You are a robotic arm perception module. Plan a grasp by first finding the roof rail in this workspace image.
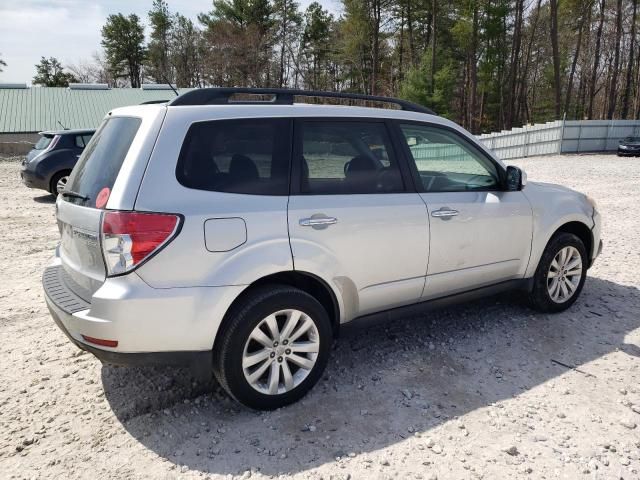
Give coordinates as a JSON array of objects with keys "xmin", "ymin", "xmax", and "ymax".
[{"xmin": 168, "ymin": 88, "xmax": 436, "ymax": 115}]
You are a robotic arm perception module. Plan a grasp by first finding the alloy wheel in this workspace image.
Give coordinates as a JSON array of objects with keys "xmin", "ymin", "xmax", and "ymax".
[
  {"xmin": 56, "ymin": 175, "xmax": 69, "ymax": 194},
  {"xmin": 547, "ymin": 246, "xmax": 583, "ymax": 303},
  {"xmin": 242, "ymin": 309, "xmax": 320, "ymax": 395}
]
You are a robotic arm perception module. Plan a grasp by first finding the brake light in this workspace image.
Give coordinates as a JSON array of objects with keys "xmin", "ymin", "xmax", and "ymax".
[{"xmin": 101, "ymin": 211, "xmax": 181, "ymax": 276}]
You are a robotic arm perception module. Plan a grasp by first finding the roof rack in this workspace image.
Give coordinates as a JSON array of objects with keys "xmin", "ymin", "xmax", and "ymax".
[{"xmin": 167, "ymin": 88, "xmax": 436, "ymax": 115}]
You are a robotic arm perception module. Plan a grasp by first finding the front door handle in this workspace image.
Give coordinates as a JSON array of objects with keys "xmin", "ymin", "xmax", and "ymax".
[
  {"xmin": 299, "ymin": 216, "xmax": 338, "ymax": 227},
  {"xmin": 431, "ymin": 208, "xmax": 459, "ymax": 218}
]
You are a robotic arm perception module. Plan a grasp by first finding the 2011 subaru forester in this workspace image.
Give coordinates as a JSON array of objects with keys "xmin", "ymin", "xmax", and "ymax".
[{"xmin": 43, "ymin": 88, "xmax": 602, "ymax": 409}]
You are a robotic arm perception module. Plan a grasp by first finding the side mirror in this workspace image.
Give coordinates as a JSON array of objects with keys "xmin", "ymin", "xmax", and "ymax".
[{"xmin": 506, "ymin": 165, "xmax": 527, "ymax": 191}]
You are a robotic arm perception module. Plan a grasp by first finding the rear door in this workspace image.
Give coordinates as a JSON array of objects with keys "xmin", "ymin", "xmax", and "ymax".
[
  {"xmin": 395, "ymin": 121, "xmax": 532, "ymax": 299},
  {"xmin": 56, "ymin": 116, "xmax": 144, "ymax": 300},
  {"xmin": 287, "ymin": 119, "xmax": 430, "ymax": 319}
]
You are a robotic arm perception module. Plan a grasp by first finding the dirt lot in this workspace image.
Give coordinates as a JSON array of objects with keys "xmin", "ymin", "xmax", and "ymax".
[{"xmin": 1, "ymin": 153, "xmax": 639, "ymax": 480}]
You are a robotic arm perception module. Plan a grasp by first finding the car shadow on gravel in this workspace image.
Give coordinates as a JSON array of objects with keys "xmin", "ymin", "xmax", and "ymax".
[
  {"xmin": 101, "ymin": 276, "xmax": 640, "ymax": 476},
  {"xmin": 32, "ymin": 194, "xmax": 56, "ymax": 204}
]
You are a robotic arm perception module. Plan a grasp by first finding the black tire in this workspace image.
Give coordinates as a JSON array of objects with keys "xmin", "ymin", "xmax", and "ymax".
[
  {"xmin": 213, "ymin": 284, "xmax": 332, "ymax": 410},
  {"xmin": 529, "ymin": 232, "xmax": 587, "ymax": 313},
  {"xmin": 49, "ymin": 171, "xmax": 71, "ymax": 195}
]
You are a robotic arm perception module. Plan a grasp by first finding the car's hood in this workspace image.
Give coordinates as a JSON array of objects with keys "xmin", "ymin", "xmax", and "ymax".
[{"xmin": 620, "ymin": 143, "xmax": 640, "ymax": 147}]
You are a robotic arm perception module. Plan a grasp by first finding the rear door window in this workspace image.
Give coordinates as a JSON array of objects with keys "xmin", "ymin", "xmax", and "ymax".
[
  {"xmin": 297, "ymin": 120, "xmax": 404, "ymax": 194},
  {"xmin": 65, "ymin": 117, "xmax": 142, "ymax": 206},
  {"xmin": 176, "ymin": 119, "xmax": 290, "ymax": 195}
]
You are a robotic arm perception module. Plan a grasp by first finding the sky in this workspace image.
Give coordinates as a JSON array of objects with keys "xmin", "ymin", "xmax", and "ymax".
[{"xmin": 0, "ymin": 0, "xmax": 339, "ymax": 84}]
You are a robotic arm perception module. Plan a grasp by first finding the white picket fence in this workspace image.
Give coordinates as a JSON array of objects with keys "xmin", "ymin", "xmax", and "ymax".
[{"xmin": 476, "ymin": 119, "xmax": 640, "ymax": 160}]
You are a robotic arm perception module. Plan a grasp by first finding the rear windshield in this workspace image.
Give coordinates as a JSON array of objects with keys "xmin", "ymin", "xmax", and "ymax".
[
  {"xmin": 34, "ymin": 135, "xmax": 54, "ymax": 150},
  {"xmin": 64, "ymin": 117, "xmax": 141, "ymax": 207}
]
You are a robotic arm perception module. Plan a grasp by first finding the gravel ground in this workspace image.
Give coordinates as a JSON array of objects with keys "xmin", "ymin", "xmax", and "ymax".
[{"xmin": 1, "ymin": 153, "xmax": 639, "ymax": 480}]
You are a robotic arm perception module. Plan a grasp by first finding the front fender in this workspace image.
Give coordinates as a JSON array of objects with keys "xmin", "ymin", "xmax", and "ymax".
[{"xmin": 523, "ymin": 182, "xmax": 594, "ymax": 278}]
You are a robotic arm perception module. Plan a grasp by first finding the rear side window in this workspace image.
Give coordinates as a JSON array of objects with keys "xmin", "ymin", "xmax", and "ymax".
[
  {"xmin": 65, "ymin": 117, "xmax": 141, "ymax": 206},
  {"xmin": 75, "ymin": 134, "xmax": 93, "ymax": 149},
  {"xmin": 298, "ymin": 121, "xmax": 403, "ymax": 194},
  {"xmin": 176, "ymin": 119, "xmax": 290, "ymax": 195}
]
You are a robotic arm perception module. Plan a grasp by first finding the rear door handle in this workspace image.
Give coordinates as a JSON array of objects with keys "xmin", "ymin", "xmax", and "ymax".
[
  {"xmin": 431, "ymin": 208, "xmax": 459, "ymax": 218},
  {"xmin": 299, "ymin": 216, "xmax": 338, "ymax": 227}
]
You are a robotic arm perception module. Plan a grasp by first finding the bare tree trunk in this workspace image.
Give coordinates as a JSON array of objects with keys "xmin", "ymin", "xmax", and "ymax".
[
  {"xmin": 278, "ymin": 0, "xmax": 288, "ymax": 87},
  {"xmin": 407, "ymin": 0, "xmax": 416, "ymax": 67},
  {"xmin": 622, "ymin": 0, "xmax": 638, "ymax": 119},
  {"xmin": 398, "ymin": 2, "xmax": 405, "ymax": 88},
  {"xmin": 430, "ymin": 0, "xmax": 437, "ymax": 97},
  {"xmin": 506, "ymin": 0, "xmax": 524, "ymax": 129},
  {"xmin": 470, "ymin": 3, "xmax": 479, "ymax": 133},
  {"xmin": 588, "ymin": 0, "xmax": 606, "ymax": 119},
  {"xmin": 516, "ymin": 0, "xmax": 542, "ymax": 125},
  {"xmin": 549, "ymin": 0, "xmax": 562, "ymax": 118},
  {"xmin": 564, "ymin": 5, "xmax": 588, "ymax": 117},
  {"xmin": 607, "ymin": 0, "xmax": 623, "ymax": 118}
]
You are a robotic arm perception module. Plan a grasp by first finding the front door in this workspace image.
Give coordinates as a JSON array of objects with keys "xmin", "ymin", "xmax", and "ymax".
[
  {"xmin": 395, "ymin": 122, "xmax": 533, "ymax": 299},
  {"xmin": 287, "ymin": 119, "xmax": 430, "ymax": 320}
]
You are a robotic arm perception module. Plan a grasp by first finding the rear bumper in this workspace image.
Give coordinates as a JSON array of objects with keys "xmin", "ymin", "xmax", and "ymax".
[
  {"xmin": 20, "ymin": 166, "xmax": 48, "ymax": 190},
  {"xmin": 45, "ymin": 296, "xmax": 211, "ymax": 367},
  {"xmin": 42, "ymin": 258, "xmax": 244, "ymax": 366},
  {"xmin": 618, "ymin": 149, "xmax": 640, "ymax": 156}
]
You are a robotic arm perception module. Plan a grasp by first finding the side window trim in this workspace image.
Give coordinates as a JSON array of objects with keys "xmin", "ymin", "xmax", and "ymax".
[
  {"xmin": 290, "ymin": 117, "xmax": 408, "ymax": 196},
  {"xmin": 391, "ymin": 120, "xmax": 506, "ymax": 193}
]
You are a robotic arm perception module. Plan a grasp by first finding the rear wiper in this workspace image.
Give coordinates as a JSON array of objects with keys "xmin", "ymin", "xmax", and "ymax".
[{"xmin": 60, "ymin": 190, "xmax": 90, "ymax": 201}]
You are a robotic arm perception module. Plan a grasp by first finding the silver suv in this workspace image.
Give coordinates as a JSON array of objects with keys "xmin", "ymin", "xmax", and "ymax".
[{"xmin": 43, "ymin": 88, "xmax": 602, "ymax": 409}]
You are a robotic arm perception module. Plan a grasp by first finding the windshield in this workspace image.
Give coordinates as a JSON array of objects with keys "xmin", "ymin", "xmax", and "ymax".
[
  {"xmin": 34, "ymin": 135, "xmax": 54, "ymax": 150},
  {"xmin": 624, "ymin": 137, "xmax": 640, "ymax": 143},
  {"xmin": 64, "ymin": 117, "xmax": 142, "ymax": 207}
]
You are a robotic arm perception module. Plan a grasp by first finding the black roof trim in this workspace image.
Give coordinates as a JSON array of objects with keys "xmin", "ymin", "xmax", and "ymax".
[{"xmin": 168, "ymin": 88, "xmax": 436, "ymax": 115}]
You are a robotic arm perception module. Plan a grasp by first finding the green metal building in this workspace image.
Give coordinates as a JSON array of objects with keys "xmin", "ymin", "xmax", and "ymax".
[{"xmin": 0, "ymin": 84, "xmax": 187, "ymax": 155}]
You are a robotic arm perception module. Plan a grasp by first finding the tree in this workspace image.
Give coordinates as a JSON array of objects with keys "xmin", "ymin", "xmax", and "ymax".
[
  {"xmin": 299, "ymin": 2, "xmax": 334, "ymax": 90},
  {"xmin": 171, "ymin": 14, "xmax": 203, "ymax": 87},
  {"xmin": 199, "ymin": 0, "xmax": 274, "ymax": 86},
  {"xmin": 148, "ymin": 0, "xmax": 174, "ymax": 83},
  {"xmin": 0, "ymin": 54, "xmax": 6, "ymax": 73},
  {"xmin": 273, "ymin": 0, "xmax": 302, "ymax": 87},
  {"xmin": 32, "ymin": 57, "xmax": 77, "ymax": 87},
  {"xmin": 101, "ymin": 14, "xmax": 147, "ymax": 87},
  {"xmin": 587, "ymin": 0, "xmax": 606, "ymax": 119},
  {"xmin": 622, "ymin": 0, "xmax": 638, "ymax": 118},
  {"xmin": 607, "ymin": 0, "xmax": 623, "ymax": 119},
  {"xmin": 549, "ymin": 0, "xmax": 562, "ymax": 118}
]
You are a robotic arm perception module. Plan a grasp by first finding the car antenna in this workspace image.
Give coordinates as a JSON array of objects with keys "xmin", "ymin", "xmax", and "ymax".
[
  {"xmin": 57, "ymin": 120, "xmax": 69, "ymax": 130},
  {"xmin": 163, "ymin": 77, "xmax": 179, "ymax": 97}
]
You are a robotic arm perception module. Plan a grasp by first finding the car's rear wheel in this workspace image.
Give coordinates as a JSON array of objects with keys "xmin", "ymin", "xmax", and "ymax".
[
  {"xmin": 529, "ymin": 232, "xmax": 587, "ymax": 312},
  {"xmin": 213, "ymin": 285, "xmax": 332, "ymax": 410},
  {"xmin": 50, "ymin": 171, "xmax": 71, "ymax": 195}
]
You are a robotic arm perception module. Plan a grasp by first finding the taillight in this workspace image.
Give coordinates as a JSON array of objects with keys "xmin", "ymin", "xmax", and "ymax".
[{"xmin": 101, "ymin": 211, "xmax": 181, "ymax": 276}]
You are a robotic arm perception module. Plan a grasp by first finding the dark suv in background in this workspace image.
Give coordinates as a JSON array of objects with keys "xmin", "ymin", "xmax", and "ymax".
[{"xmin": 21, "ymin": 129, "xmax": 95, "ymax": 194}]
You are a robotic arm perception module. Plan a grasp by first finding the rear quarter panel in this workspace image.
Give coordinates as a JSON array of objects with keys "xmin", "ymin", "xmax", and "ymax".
[{"xmin": 132, "ymin": 106, "xmax": 293, "ymax": 289}]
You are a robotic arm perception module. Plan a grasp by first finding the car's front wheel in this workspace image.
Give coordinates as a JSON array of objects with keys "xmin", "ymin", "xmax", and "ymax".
[
  {"xmin": 213, "ymin": 285, "xmax": 332, "ymax": 410},
  {"xmin": 529, "ymin": 232, "xmax": 587, "ymax": 312}
]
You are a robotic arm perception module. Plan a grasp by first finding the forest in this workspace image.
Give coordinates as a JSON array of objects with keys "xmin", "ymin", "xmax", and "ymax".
[{"xmin": 47, "ymin": 0, "xmax": 640, "ymax": 133}]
